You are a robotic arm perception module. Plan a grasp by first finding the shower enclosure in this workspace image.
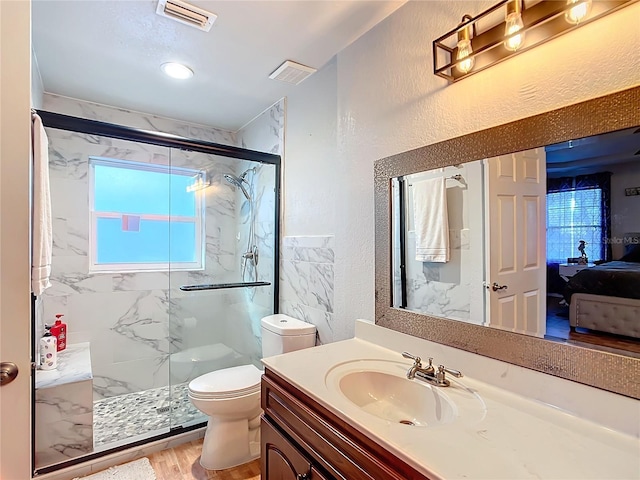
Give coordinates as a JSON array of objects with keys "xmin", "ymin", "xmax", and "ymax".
[{"xmin": 32, "ymin": 112, "xmax": 280, "ymax": 474}]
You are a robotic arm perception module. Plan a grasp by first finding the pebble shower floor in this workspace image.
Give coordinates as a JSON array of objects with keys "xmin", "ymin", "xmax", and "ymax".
[{"xmin": 93, "ymin": 383, "xmax": 204, "ymax": 447}]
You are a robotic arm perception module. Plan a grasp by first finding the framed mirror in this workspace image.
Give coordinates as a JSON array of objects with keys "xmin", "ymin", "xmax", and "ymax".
[{"xmin": 375, "ymin": 86, "xmax": 640, "ymax": 399}]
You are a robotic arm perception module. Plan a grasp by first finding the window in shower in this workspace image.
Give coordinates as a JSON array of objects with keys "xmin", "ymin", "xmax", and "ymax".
[{"xmin": 89, "ymin": 157, "xmax": 205, "ymax": 272}]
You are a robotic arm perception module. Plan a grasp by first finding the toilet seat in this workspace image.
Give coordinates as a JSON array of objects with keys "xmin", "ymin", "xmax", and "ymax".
[{"xmin": 188, "ymin": 364, "xmax": 262, "ymax": 400}]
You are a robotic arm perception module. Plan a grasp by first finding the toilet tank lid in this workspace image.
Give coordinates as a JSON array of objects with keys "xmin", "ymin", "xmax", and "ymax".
[{"xmin": 261, "ymin": 314, "xmax": 316, "ymax": 336}]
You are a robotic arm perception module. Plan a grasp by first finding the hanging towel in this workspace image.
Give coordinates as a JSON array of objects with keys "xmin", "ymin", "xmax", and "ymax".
[
  {"xmin": 412, "ymin": 177, "xmax": 450, "ymax": 263},
  {"xmin": 31, "ymin": 113, "xmax": 52, "ymax": 295}
]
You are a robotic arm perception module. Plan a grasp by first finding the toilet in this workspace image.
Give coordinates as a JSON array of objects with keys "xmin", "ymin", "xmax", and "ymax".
[{"xmin": 188, "ymin": 314, "xmax": 316, "ymax": 470}]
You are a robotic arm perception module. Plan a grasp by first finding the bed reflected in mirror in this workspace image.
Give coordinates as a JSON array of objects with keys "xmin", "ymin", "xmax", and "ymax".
[{"xmin": 391, "ymin": 125, "xmax": 640, "ymax": 357}]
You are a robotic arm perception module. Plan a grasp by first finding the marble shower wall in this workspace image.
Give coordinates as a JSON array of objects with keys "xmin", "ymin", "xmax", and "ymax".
[
  {"xmin": 280, "ymin": 236, "xmax": 335, "ymax": 344},
  {"xmin": 237, "ymin": 99, "xmax": 285, "ymax": 155},
  {"xmin": 38, "ymin": 94, "xmax": 259, "ymax": 399},
  {"xmin": 43, "ymin": 94, "xmax": 237, "ymax": 145},
  {"xmin": 233, "ymin": 99, "xmax": 284, "ymax": 355},
  {"xmin": 40, "ymin": 129, "xmax": 243, "ymax": 399},
  {"xmin": 403, "ymin": 162, "xmax": 485, "ymax": 325}
]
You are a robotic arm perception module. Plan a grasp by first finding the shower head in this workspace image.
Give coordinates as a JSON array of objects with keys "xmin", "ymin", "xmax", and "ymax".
[
  {"xmin": 239, "ymin": 167, "xmax": 256, "ymax": 181},
  {"xmin": 223, "ymin": 173, "xmax": 251, "ymax": 201}
]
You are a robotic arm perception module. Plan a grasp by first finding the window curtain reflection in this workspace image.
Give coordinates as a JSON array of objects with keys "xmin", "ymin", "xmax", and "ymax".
[{"xmin": 547, "ymin": 172, "xmax": 612, "ymax": 263}]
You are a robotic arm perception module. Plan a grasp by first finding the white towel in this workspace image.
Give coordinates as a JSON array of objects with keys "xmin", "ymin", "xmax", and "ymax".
[
  {"xmin": 31, "ymin": 114, "xmax": 52, "ymax": 295},
  {"xmin": 412, "ymin": 177, "xmax": 450, "ymax": 263}
]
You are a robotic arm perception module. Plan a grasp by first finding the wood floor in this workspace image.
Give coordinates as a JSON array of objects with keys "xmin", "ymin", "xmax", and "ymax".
[
  {"xmin": 545, "ymin": 296, "xmax": 640, "ymax": 356},
  {"xmin": 147, "ymin": 439, "xmax": 261, "ymax": 480}
]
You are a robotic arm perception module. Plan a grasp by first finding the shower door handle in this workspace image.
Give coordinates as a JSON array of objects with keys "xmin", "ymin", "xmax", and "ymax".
[{"xmin": 180, "ymin": 281, "xmax": 271, "ymax": 291}]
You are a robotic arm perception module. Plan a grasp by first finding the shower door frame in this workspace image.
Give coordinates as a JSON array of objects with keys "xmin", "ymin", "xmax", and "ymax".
[{"xmin": 33, "ymin": 110, "xmax": 281, "ymax": 476}]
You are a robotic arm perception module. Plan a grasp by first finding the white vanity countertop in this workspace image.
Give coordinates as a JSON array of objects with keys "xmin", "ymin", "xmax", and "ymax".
[
  {"xmin": 262, "ymin": 336, "xmax": 639, "ymax": 479},
  {"xmin": 35, "ymin": 342, "xmax": 92, "ymax": 389}
]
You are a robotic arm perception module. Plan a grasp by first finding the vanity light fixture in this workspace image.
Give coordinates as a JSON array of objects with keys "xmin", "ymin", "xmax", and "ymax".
[
  {"xmin": 161, "ymin": 62, "xmax": 194, "ymax": 80},
  {"xmin": 433, "ymin": 0, "xmax": 636, "ymax": 83}
]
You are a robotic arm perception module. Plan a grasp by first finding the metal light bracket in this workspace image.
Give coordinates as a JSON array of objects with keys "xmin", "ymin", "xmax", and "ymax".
[{"xmin": 433, "ymin": 0, "xmax": 637, "ymax": 83}]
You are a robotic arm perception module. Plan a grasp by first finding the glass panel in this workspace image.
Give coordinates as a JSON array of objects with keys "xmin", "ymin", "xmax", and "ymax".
[
  {"xmin": 35, "ymin": 131, "xmax": 172, "ymax": 471},
  {"xmin": 34, "ymin": 124, "xmax": 280, "ymax": 475},
  {"xmin": 167, "ymin": 149, "xmax": 278, "ymax": 432}
]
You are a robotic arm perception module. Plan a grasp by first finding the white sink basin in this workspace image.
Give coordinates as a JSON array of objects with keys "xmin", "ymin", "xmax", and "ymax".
[
  {"xmin": 338, "ymin": 370, "xmax": 455, "ymax": 426},
  {"xmin": 325, "ymin": 359, "xmax": 485, "ymax": 427}
]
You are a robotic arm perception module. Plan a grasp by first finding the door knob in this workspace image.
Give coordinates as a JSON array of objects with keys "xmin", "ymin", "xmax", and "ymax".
[
  {"xmin": 485, "ymin": 282, "xmax": 508, "ymax": 292},
  {"xmin": 0, "ymin": 362, "xmax": 18, "ymax": 386}
]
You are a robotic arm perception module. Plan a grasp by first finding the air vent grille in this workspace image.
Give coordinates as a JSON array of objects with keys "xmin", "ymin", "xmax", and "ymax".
[
  {"xmin": 269, "ymin": 61, "xmax": 317, "ymax": 85},
  {"xmin": 156, "ymin": 0, "xmax": 216, "ymax": 32}
]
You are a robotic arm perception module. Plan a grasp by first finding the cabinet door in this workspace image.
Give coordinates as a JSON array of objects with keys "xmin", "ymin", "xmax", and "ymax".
[{"xmin": 262, "ymin": 417, "xmax": 330, "ymax": 480}]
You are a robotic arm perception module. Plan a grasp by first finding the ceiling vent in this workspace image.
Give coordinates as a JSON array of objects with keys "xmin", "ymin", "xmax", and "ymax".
[
  {"xmin": 156, "ymin": 0, "xmax": 217, "ymax": 32},
  {"xmin": 269, "ymin": 61, "xmax": 317, "ymax": 85}
]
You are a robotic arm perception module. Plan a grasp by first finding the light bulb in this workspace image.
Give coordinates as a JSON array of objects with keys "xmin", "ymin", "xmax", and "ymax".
[
  {"xmin": 565, "ymin": 0, "xmax": 592, "ymax": 24},
  {"xmin": 455, "ymin": 20, "xmax": 475, "ymax": 74},
  {"xmin": 456, "ymin": 40, "xmax": 474, "ymax": 73},
  {"xmin": 504, "ymin": 1, "xmax": 525, "ymax": 51}
]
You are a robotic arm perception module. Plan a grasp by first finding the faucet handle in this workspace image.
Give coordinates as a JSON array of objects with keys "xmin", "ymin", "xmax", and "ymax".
[
  {"xmin": 440, "ymin": 365, "xmax": 463, "ymax": 378},
  {"xmin": 402, "ymin": 351, "xmax": 421, "ymax": 365}
]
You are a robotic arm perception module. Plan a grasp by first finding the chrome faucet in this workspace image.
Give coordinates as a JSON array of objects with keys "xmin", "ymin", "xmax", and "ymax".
[
  {"xmin": 402, "ymin": 352, "xmax": 463, "ymax": 387},
  {"xmin": 401, "ymin": 351, "xmax": 434, "ymax": 379}
]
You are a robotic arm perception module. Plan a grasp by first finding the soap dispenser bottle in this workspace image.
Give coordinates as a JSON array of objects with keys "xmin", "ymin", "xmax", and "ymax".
[
  {"xmin": 40, "ymin": 326, "xmax": 57, "ymax": 370},
  {"xmin": 50, "ymin": 314, "xmax": 67, "ymax": 352}
]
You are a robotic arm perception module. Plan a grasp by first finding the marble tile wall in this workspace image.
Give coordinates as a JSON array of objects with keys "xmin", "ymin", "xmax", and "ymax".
[
  {"xmin": 35, "ymin": 344, "xmax": 94, "ymax": 468},
  {"xmin": 280, "ymin": 236, "xmax": 335, "ymax": 344},
  {"xmin": 35, "ymin": 379, "xmax": 94, "ymax": 468},
  {"xmin": 402, "ymin": 162, "xmax": 485, "ymax": 325},
  {"xmin": 38, "ymin": 95, "xmax": 280, "ymax": 402},
  {"xmin": 233, "ymin": 100, "xmax": 284, "ymax": 358},
  {"xmin": 43, "ymin": 94, "xmax": 237, "ymax": 145},
  {"xmin": 237, "ymin": 98, "xmax": 285, "ymax": 155}
]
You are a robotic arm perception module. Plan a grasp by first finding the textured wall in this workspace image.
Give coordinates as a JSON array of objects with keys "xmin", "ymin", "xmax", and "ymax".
[
  {"xmin": 282, "ymin": 57, "xmax": 338, "ymax": 236},
  {"xmin": 284, "ymin": 1, "xmax": 640, "ymax": 341},
  {"xmin": 609, "ymin": 163, "xmax": 640, "ymax": 259}
]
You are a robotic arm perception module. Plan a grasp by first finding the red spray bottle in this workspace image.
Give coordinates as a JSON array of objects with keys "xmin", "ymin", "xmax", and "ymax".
[{"xmin": 50, "ymin": 314, "xmax": 67, "ymax": 352}]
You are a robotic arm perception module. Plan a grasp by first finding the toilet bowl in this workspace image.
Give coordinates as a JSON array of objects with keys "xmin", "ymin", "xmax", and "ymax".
[
  {"xmin": 188, "ymin": 314, "xmax": 316, "ymax": 470},
  {"xmin": 188, "ymin": 364, "xmax": 262, "ymax": 470},
  {"xmin": 170, "ymin": 343, "xmax": 242, "ymax": 383}
]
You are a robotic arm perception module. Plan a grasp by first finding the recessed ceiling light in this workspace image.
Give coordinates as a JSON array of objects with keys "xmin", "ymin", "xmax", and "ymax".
[{"xmin": 161, "ymin": 62, "xmax": 194, "ymax": 80}]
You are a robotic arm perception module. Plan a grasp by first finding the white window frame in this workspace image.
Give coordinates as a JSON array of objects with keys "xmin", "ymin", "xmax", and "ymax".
[{"xmin": 89, "ymin": 157, "xmax": 205, "ymax": 273}]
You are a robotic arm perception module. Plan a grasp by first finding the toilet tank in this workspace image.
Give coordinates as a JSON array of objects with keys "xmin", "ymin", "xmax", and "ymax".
[{"xmin": 261, "ymin": 314, "xmax": 316, "ymax": 357}]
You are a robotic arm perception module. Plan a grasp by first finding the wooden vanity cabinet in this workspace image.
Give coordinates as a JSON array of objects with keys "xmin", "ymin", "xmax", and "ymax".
[
  {"xmin": 262, "ymin": 417, "xmax": 330, "ymax": 480},
  {"xmin": 261, "ymin": 368, "xmax": 432, "ymax": 480}
]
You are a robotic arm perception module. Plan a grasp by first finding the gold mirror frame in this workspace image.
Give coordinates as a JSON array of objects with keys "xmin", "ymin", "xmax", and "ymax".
[{"xmin": 374, "ymin": 86, "xmax": 640, "ymax": 399}]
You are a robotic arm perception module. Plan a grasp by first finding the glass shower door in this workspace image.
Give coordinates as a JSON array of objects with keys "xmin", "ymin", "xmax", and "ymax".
[{"xmin": 167, "ymin": 148, "xmax": 278, "ymax": 430}]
